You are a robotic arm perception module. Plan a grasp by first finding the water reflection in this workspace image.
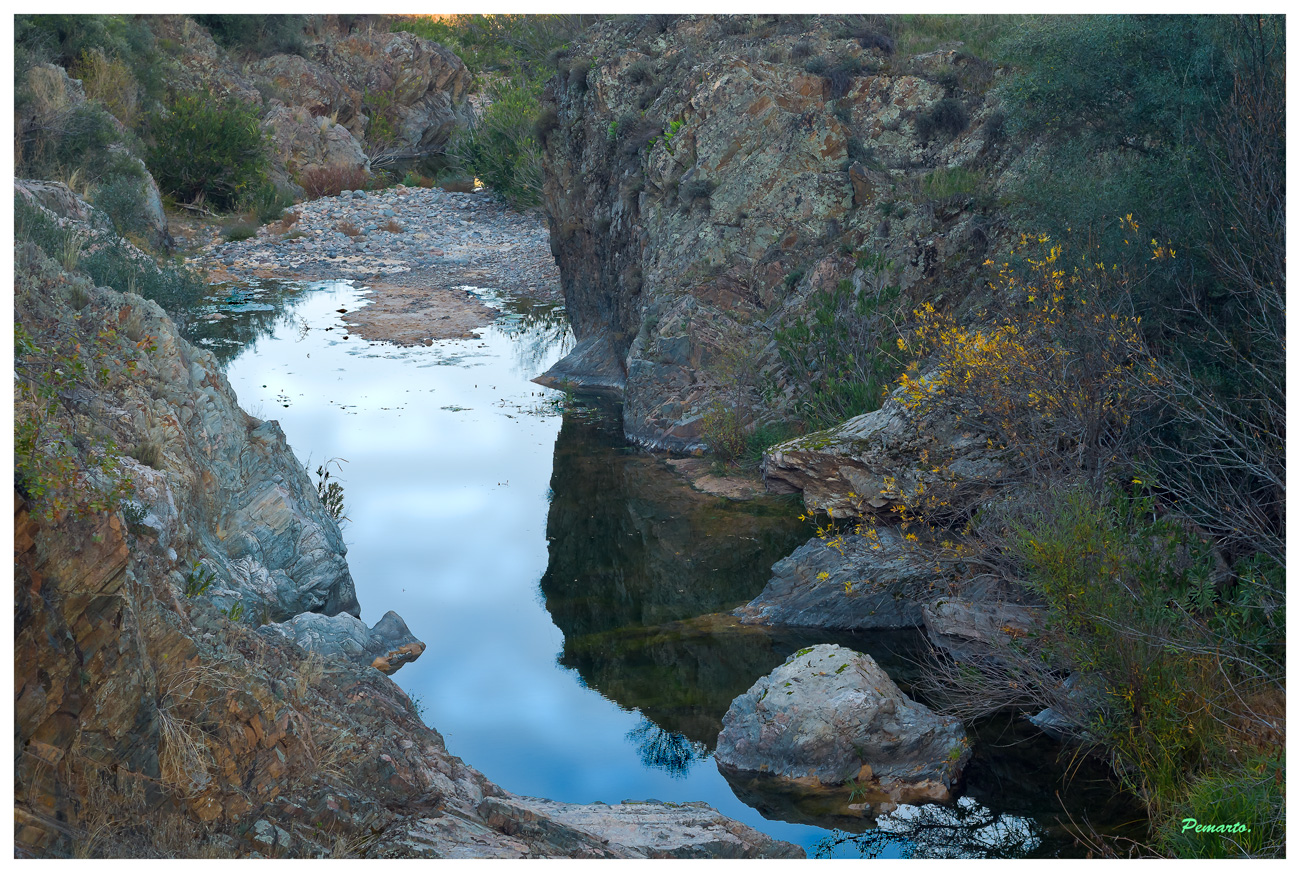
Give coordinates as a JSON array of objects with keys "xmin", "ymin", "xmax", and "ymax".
[
  {"xmin": 816, "ymin": 796, "xmax": 1042, "ymax": 859},
  {"xmin": 626, "ymin": 718, "xmax": 711, "ymax": 778},
  {"xmin": 182, "ymin": 278, "xmax": 317, "ymax": 365}
]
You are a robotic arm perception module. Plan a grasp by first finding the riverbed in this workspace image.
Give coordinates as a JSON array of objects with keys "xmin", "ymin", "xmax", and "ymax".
[{"xmin": 192, "ymin": 277, "xmax": 1140, "ymax": 858}]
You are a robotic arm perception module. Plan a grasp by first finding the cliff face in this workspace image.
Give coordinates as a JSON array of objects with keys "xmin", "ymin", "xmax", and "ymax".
[
  {"xmin": 540, "ymin": 15, "xmax": 1008, "ymax": 450},
  {"xmin": 12, "ymin": 188, "xmax": 800, "ymax": 859}
]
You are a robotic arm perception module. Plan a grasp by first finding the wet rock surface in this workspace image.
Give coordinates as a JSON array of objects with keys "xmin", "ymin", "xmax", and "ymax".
[{"xmin": 715, "ymin": 644, "xmax": 971, "ymax": 812}]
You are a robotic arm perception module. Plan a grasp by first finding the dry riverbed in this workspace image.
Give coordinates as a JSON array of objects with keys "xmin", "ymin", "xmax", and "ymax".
[{"xmin": 182, "ymin": 184, "xmax": 561, "ymax": 344}]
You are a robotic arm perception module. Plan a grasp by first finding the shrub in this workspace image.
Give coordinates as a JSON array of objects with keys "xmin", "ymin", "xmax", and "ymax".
[
  {"xmin": 194, "ymin": 14, "xmax": 308, "ymax": 56},
  {"xmin": 626, "ymin": 58, "xmax": 655, "ymax": 85},
  {"xmin": 791, "ymin": 40, "xmax": 813, "ymax": 61},
  {"xmin": 297, "ymin": 165, "xmax": 371, "ymax": 199},
  {"xmin": 915, "ymin": 97, "xmax": 969, "ymax": 140},
  {"xmin": 775, "ymin": 255, "xmax": 903, "ymax": 430},
  {"xmin": 145, "ymin": 93, "xmax": 271, "ymax": 211},
  {"xmin": 447, "ymin": 75, "xmax": 546, "ymax": 208},
  {"xmin": 701, "ymin": 402, "xmax": 748, "ymax": 462},
  {"xmin": 920, "ymin": 166, "xmax": 986, "ymax": 203},
  {"xmin": 223, "ymin": 222, "xmax": 258, "ymax": 242},
  {"xmin": 678, "ymin": 177, "xmax": 716, "ymax": 208},
  {"xmin": 336, "ymin": 219, "xmax": 361, "ymax": 237},
  {"xmin": 379, "ymin": 218, "xmax": 404, "ymax": 233},
  {"xmin": 70, "ymin": 47, "xmax": 139, "ymax": 129}
]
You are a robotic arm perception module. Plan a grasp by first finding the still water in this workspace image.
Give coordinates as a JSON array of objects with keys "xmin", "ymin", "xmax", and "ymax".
[{"xmin": 197, "ymin": 279, "xmax": 1139, "ymax": 858}]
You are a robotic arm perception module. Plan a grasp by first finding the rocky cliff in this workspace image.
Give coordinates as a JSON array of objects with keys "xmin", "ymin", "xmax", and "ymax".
[
  {"xmin": 539, "ymin": 15, "xmax": 1008, "ymax": 450},
  {"xmin": 12, "ymin": 189, "xmax": 800, "ymax": 859}
]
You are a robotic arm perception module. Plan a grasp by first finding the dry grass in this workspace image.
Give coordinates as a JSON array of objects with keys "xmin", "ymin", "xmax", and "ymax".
[
  {"xmin": 71, "ymin": 48, "xmax": 140, "ymax": 129},
  {"xmin": 336, "ymin": 219, "xmax": 361, "ymax": 237},
  {"xmin": 379, "ymin": 217, "xmax": 403, "ymax": 233},
  {"xmin": 298, "ymin": 165, "xmax": 371, "ymax": 198}
]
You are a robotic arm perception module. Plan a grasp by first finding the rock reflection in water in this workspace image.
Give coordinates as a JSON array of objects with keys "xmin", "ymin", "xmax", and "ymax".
[{"xmin": 539, "ymin": 399, "xmax": 927, "ymax": 746}]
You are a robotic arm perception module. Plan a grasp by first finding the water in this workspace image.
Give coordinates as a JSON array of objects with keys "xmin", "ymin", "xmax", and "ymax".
[{"xmin": 207, "ymin": 279, "xmax": 1142, "ymax": 858}]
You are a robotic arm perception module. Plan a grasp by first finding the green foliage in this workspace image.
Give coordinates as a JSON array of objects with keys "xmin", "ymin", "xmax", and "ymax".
[
  {"xmin": 183, "ymin": 561, "xmax": 216, "ymax": 598},
  {"xmin": 194, "ymin": 15, "xmax": 307, "ymax": 57},
  {"xmin": 220, "ymin": 601, "xmax": 246, "ymax": 623},
  {"xmin": 223, "ymin": 222, "xmax": 258, "ymax": 242},
  {"xmin": 920, "ymin": 166, "xmax": 987, "ymax": 203},
  {"xmin": 1154, "ymin": 754, "xmax": 1285, "ymax": 857},
  {"xmin": 775, "ymin": 254, "xmax": 903, "ymax": 430},
  {"xmin": 447, "ymin": 76, "xmax": 546, "ymax": 207},
  {"xmin": 16, "ymin": 194, "xmax": 207, "ymax": 315},
  {"xmin": 314, "ymin": 459, "xmax": 349, "ymax": 525},
  {"xmin": 701, "ymin": 402, "xmax": 747, "ymax": 462},
  {"xmin": 1008, "ymin": 485, "xmax": 1284, "ymax": 853},
  {"xmin": 145, "ymin": 92, "xmax": 271, "ymax": 211},
  {"xmin": 915, "ymin": 96, "xmax": 969, "ymax": 140}
]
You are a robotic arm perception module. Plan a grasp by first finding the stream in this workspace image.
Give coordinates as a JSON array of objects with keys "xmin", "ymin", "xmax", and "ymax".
[{"xmin": 190, "ymin": 277, "xmax": 1142, "ymax": 858}]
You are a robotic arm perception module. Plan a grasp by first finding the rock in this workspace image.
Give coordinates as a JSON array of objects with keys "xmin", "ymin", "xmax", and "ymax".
[
  {"xmin": 715, "ymin": 644, "xmax": 970, "ymax": 808},
  {"xmin": 261, "ymin": 100, "xmax": 369, "ymax": 194},
  {"xmin": 106, "ymin": 145, "xmax": 173, "ymax": 251},
  {"xmin": 248, "ymin": 819, "xmax": 292, "ymax": 855},
  {"xmin": 762, "ymin": 383, "xmax": 1006, "ymax": 520},
  {"xmin": 148, "ymin": 15, "xmax": 263, "ymax": 104},
  {"xmin": 471, "ymin": 796, "xmax": 805, "ymax": 859},
  {"xmin": 258, "ymin": 609, "xmax": 426, "ymax": 674},
  {"xmin": 735, "ymin": 530, "xmax": 943, "ymax": 630},
  {"xmin": 533, "ymin": 335, "xmax": 626, "ymax": 392},
  {"xmin": 250, "ymin": 53, "xmax": 354, "ymax": 121},
  {"xmin": 920, "ymin": 597, "xmax": 1044, "ymax": 662},
  {"xmin": 540, "ymin": 18, "xmax": 1005, "ymax": 450},
  {"xmin": 319, "ymin": 28, "xmax": 471, "ymax": 151}
]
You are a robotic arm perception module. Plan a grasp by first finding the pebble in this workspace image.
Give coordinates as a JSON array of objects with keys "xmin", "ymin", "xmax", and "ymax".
[{"xmin": 191, "ymin": 185, "xmax": 562, "ymax": 300}]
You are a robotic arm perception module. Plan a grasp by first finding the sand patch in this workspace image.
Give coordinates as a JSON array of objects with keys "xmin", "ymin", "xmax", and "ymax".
[{"xmin": 340, "ymin": 281, "xmax": 498, "ymax": 345}]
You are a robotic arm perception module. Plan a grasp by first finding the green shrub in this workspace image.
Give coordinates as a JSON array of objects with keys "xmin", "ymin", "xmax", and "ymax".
[
  {"xmin": 1007, "ymin": 486, "xmax": 1284, "ymax": 854},
  {"xmin": 775, "ymin": 256, "xmax": 903, "ymax": 429},
  {"xmin": 16, "ymin": 194, "xmax": 206, "ymax": 315},
  {"xmin": 194, "ymin": 14, "xmax": 307, "ymax": 57},
  {"xmin": 447, "ymin": 76, "xmax": 546, "ymax": 207},
  {"xmin": 915, "ymin": 97, "xmax": 969, "ymax": 140},
  {"xmin": 701, "ymin": 402, "xmax": 748, "ymax": 462},
  {"xmin": 223, "ymin": 222, "xmax": 258, "ymax": 242},
  {"xmin": 145, "ymin": 93, "xmax": 271, "ymax": 211},
  {"xmin": 920, "ymin": 166, "xmax": 986, "ymax": 202}
]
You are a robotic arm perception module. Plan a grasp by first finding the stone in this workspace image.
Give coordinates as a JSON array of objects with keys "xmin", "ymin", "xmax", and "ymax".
[
  {"xmin": 261, "ymin": 100, "xmax": 370, "ymax": 196},
  {"xmin": 258, "ymin": 609, "xmax": 426, "ymax": 674},
  {"xmin": 920, "ymin": 597, "xmax": 1044, "ymax": 662},
  {"xmin": 715, "ymin": 644, "xmax": 971, "ymax": 807},
  {"xmin": 762, "ymin": 383, "xmax": 1006, "ymax": 521},
  {"xmin": 735, "ymin": 529, "xmax": 943, "ymax": 630}
]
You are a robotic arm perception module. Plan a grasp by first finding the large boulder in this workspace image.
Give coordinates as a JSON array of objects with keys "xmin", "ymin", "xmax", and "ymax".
[
  {"xmin": 920, "ymin": 596, "xmax": 1044, "ymax": 662},
  {"xmin": 715, "ymin": 644, "xmax": 970, "ymax": 811},
  {"xmin": 735, "ymin": 529, "xmax": 944, "ymax": 630},
  {"xmin": 260, "ymin": 100, "xmax": 370, "ymax": 195},
  {"xmin": 316, "ymin": 28, "xmax": 471, "ymax": 151},
  {"xmin": 259, "ymin": 609, "xmax": 425, "ymax": 674}
]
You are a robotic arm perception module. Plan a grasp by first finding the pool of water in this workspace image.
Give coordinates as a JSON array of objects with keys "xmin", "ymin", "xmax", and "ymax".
[{"xmin": 210, "ymin": 279, "xmax": 1143, "ymax": 858}]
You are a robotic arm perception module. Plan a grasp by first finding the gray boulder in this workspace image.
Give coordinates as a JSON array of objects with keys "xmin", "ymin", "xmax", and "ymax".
[
  {"xmin": 735, "ymin": 529, "xmax": 943, "ymax": 630},
  {"xmin": 261, "ymin": 100, "xmax": 370, "ymax": 196},
  {"xmin": 921, "ymin": 597, "xmax": 1044, "ymax": 662},
  {"xmin": 260, "ymin": 609, "xmax": 425, "ymax": 674},
  {"xmin": 715, "ymin": 644, "xmax": 970, "ymax": 809}
]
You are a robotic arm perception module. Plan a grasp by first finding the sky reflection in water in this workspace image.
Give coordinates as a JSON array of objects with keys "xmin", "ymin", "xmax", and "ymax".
[{"xmin": 218, "ymin": 280, "xmax": 894, "ymax": 856}]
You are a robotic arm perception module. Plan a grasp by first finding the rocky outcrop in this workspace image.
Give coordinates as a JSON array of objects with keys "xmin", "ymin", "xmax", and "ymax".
[
  {"xmin": 762, "ymin": 382, "xmax": 1006, "ymax": 520},
  {"xmin": 16, "ymin": 182, "xmax": 357, "ymax": 621},
  {"xmin": 715, "ymin": 645, "xmax": 970, "ymax": 813},
  {"xmin": 921, "ymin": 597, "xmax": 1043, "ymax": 662},
  {"xmin": 260, "ymin": 100, "xmax": 370, "ymax": 196},
  {"xmin": 735, "ymin": 529, "xmax": 946, "ymax": 630},
  {"xmin": 258, "ymin": 610, "xmax": 424, "ymax": 675},
  {"xmin": 540, "ymin": 16, "xmax": 1007, "ymax": 450}
]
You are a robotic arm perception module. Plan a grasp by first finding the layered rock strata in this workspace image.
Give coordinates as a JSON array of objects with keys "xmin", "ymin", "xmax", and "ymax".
[{"xmin": 540, "ymin": 15, "xmax": 1008, "ymax": 449}]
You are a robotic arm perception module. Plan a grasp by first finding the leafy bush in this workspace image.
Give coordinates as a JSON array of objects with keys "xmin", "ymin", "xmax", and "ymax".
[
  {"xmin": 16, "ymin": 194, "xmax": 206, "ymax": 315},
  {"xmin": 701, "ymin": 402, "xmax": 747, "ymax": 462},
  {"xmin": 447, "ymin": 76, "xmax": 546, "ymax": 207},
  {"xmin": 915, "ymin": 97, "xmax": 969, "ymax": 140},
  {"xmin": 194, "ymin": 14, "xmax": 307, "ymax": 56},
  {"xmin": 776, "ymin": 255, "xmax": 903, "ymax": 430},
  {"xmin": 145, "ymin": 93, "xmax": 271, "ymax": 211},
  {"xmin": 920, "ymin": 166, "xmax": 986, "ymax": 202},
  {"xmin": 223, "ymin": 222, "xmax": 258, "ymax": 242}
]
